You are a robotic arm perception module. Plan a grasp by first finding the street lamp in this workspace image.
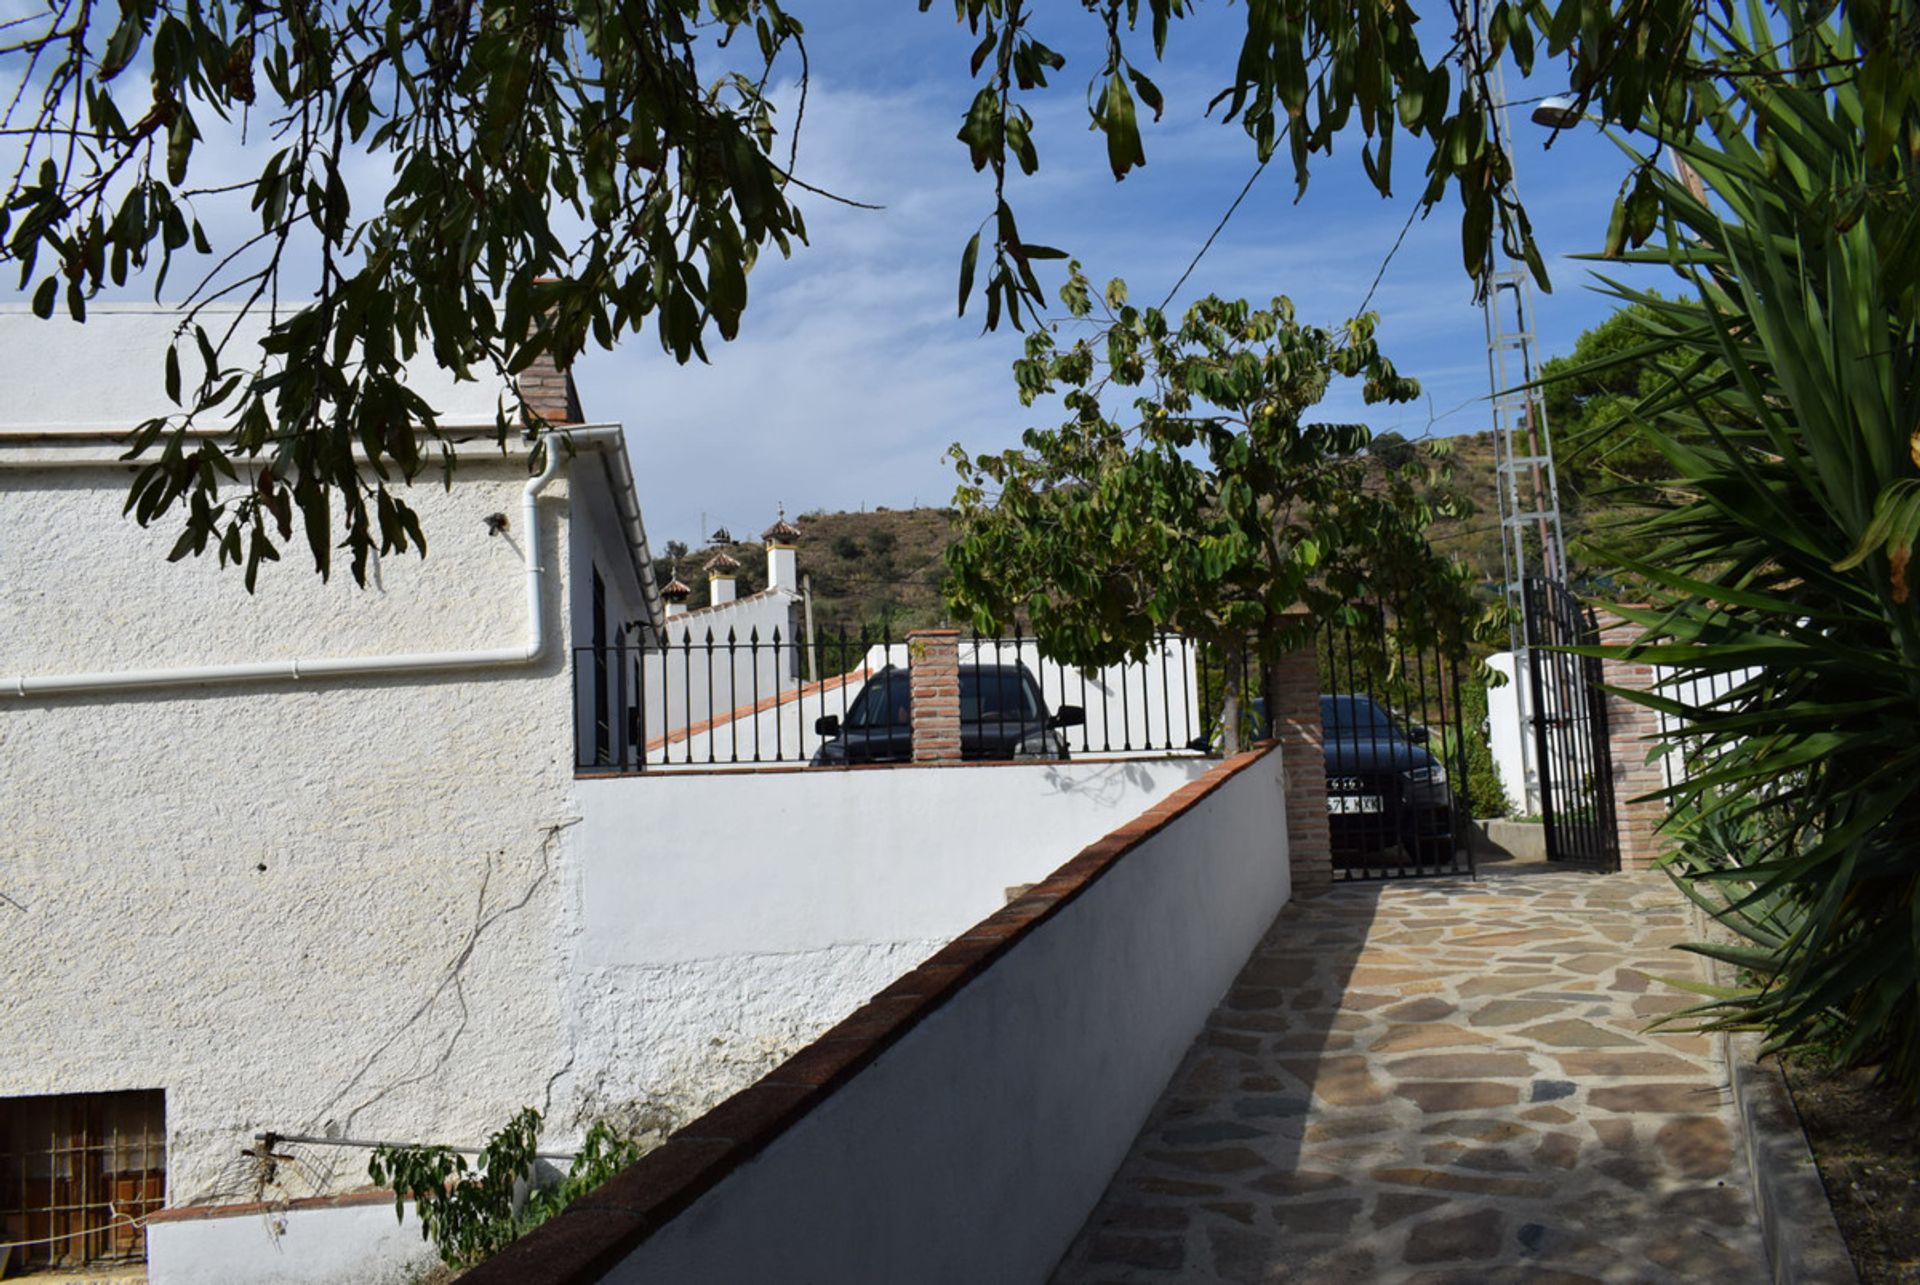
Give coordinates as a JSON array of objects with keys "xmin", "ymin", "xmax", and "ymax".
[
  {"xmin": 1530, "ymin": 95, "xmax": 1584, "ymax": 130},
  {"xmin": 1528, "ymin": 95, "xmax": 1708, "ymax": 211}
]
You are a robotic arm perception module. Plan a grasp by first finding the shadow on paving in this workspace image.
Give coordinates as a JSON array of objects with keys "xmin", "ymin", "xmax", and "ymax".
[{"xmin": 1049, "ymin": 870, "xmax": 1771, "ymax": 1284}]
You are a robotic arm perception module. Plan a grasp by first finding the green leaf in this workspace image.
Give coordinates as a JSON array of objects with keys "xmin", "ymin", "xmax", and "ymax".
[
  {"xmin": 1101, "ymin": 74, "xmax": 1146, "ymax": 181},
  {"xmin": 958, "ymin": 231, "xmax": 981, "ymax": 317},
  {"xmin": 1126, "ymin": 67, "xmax": 1165, "ymax": 122}
]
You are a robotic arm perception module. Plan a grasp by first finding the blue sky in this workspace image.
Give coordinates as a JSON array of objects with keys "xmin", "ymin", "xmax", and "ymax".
[{"xmin": 584, "ymin": 6, "xmax": 1645, "ymax": 548}]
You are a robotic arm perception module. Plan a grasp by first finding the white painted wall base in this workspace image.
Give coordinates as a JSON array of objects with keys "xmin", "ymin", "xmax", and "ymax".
[
  {"xmin": 147, "ymin": 1200, "xmax": 437, "ymax": 1285},
  {"xmin": 595, "ymin": 748, "xmax": 1292, "ymax": 1283}
]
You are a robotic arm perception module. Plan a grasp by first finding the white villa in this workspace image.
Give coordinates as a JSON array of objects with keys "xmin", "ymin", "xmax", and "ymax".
[{"xmin": 0, "ymin": 306, "xmax": 1238, "ymax": 1283}]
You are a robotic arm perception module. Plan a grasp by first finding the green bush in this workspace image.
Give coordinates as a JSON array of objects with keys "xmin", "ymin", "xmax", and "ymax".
[
  {"xmin": 1570, "ymin": 4, "xmax": 1920, "ymax": 1101},
  {"xmin": 369, "ymin": 1108, "xmax": 640, "ymax": 1269},
  {"xmin": 1452, "ymin": 678, "xmax": 1511, "ymax": 820}
]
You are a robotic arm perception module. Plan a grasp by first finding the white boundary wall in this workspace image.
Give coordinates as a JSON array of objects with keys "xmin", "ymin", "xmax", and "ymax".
[
  {"xmin": 1486, "ymin": 652, "xmax": 1534, "ymax": 814},
  {"xmin": 595, "ymin": 747, "xmax": 1290, "ymax": 1283},
  {"xmin": 149, "ymin": 1200, "xmax": 435, "ymax": 1285},
  {"xmin": 1488, "ymin": 651, "xmax": 1762, "ymax": 809},
  {"xmin": 564, "ymin": 757, "xmax": 1215, "ymax": 1129}
]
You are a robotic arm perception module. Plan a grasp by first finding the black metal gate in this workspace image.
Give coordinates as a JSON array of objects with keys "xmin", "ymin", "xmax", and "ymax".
[
  {"xmin": 1317, "ymin": 616, "xmax": 1477, "ymax": 882},
  {"xmin": 1522, "ymin": 578, "xmax": 1620, "ymax": 868}
]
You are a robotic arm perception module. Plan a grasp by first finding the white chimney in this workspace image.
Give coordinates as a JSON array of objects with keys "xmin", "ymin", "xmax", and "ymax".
[
  {"xmin": 704, "ymin": 551, "xmax": 740, "ymax": 606},
  {"xmin": 661, "ymin": 571, "xmax": 691, "ymax": 618},
  {"xmin": 762, "ymin": 509, "xmax": 802, "ymax": 594}
]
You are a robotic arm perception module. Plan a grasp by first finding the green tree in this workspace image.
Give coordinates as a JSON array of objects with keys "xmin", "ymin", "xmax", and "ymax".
[
  {"xmin": 0, "ymin": 0, "xmax": 1898, "ymax": 585},
  {"xmin": 1367, "ymin": 430, "xmax": 1419, "ymax": 472},
  {"xmin": 946, "ymin": 267, "xmax": 1484, "ymax": 752},
  {"xmin": 1565, "ymin": 3, "xmax": 1920, "ymax": 1100},
  {"xmin": 1540, "ymin": 300, "xmax": 1678, "ymax": 504},
  {"xmin": 1535, "ymin": 296, "xmax": 1718, "ymax": 577}
]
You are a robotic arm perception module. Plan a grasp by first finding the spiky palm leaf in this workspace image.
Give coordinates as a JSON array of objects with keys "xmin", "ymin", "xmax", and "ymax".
[{"xmin": 1564, "ymin": 1, "xmax": 1920, "ymax": 1099}]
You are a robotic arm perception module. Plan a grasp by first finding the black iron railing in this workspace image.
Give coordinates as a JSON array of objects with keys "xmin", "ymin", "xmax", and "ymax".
[
  {"xmin": 1522, "ymin": 578, "xmax": 1620, "ymax": 869},
  {"xmin": 1317, "ymin": 615, "xmax": 1476, "ymax": 882},
  {"xmin": 571, "ymin": 627, "xmax": 1208, "ymax": 772}
]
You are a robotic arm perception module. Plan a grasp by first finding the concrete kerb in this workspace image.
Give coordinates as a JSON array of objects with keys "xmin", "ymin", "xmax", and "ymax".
[
  {"xmin": 1723, "ymin": 1031, "xmax": 1856, "ymax": 1283},
  {"xmin": 1685, "ymin": 888, "xmax": 1856, "ymax": 1282}
]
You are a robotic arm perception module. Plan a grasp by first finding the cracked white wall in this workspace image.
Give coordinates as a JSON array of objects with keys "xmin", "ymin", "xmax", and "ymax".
[
  {"xmin": 0, "ymin": 455, "xmax": 581, "ymax": 1204},
  {"xmin": 564, "ymin": 760, "xmax": 1214, "ymax": 1138}
]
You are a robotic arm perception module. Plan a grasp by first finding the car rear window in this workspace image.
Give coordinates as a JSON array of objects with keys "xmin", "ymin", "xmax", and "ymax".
[
  {"xmin": 843, "ymin": 668, "xmax": 1042, "ymax": 727},
  {"xmin": 962, "ymin": 669, "xmax": 1040, "ymax": 721},
  {"xmin": 845, "ymin": 673, "xmax": 912, "ymax": 728}
]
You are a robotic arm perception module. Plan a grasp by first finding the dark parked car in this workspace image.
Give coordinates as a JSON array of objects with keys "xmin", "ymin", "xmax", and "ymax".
[
  {"xmin": 811, "ymin": 663, "xmax": 1084, "ymax": 765},
  {"xmin": 1321, "ymin": 694, "xmax": 1457, "ymax": 866}
]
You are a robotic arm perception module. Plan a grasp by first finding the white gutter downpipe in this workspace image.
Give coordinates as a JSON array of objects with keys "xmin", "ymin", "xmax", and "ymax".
[{"xmin": 5, "ymin": 425, "xmax": 620, "ymax": 698}]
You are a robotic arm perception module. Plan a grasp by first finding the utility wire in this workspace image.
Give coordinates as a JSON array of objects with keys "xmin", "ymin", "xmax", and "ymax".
[
  {"xmin": 1159, "ymin": 158, "xmax": 1269, "ymax": 311},
  {"xmin": 1354, "ymin": 199, "xmax": 1425, "ymax": 318}
]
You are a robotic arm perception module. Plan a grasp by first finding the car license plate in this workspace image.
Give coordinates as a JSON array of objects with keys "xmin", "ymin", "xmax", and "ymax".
[{"xmin": 1328, "ymin": 795, "xmax": 1384, "ymax": 814}]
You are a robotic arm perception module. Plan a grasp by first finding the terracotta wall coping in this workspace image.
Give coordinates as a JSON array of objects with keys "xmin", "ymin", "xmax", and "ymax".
[
  {"xmin": 146, "ymin": 1188, "xmax": 399, "ymax": 1224},
  {"xmin": 467, "ymin": 740, "xmax": 1283, "ymax": 1285},
  {"xmin": 579, "ymin": 751, "xmax": 1212, "ymax": 781}
]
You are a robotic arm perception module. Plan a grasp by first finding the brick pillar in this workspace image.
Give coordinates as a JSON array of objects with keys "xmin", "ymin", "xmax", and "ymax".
[
  {"xmin": 1268, "ymin": 628, "xmax": 1331, "ymax": 888},
  {"xmin": 1597, "ymin": 611, "xmax": 1670, "ymax": 872},
  {"xmin": 909, "ymin": 629, "xmax": 962, "ymax": 764}
]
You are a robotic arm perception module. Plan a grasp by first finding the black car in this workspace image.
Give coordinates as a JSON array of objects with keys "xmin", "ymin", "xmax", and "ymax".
[
  {"xmin": 1321, "ymin": 694, "xmax": 1457, "ymax": 866},
  {"xmin": 811, "ymin": 663, "xmax": 1084, "ymax": 765}
]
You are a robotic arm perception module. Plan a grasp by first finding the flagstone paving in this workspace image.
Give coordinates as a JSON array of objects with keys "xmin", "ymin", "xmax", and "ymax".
[{"xmin": 1050, "ymin": 869, "xmax": 1770, "ymax": 1284}]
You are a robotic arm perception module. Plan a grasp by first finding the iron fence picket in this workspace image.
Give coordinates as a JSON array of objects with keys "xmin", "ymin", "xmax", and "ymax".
[{"xmin": 572, "ymin": 629, "xmax": 1221, "ymax": 772}]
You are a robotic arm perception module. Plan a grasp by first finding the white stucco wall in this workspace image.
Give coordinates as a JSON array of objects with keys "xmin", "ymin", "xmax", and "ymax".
[
  {"xmin": 598, "ymin": 747, "xmax": 1292, "ymax": 1283},
  {"xmin": 1486, "ymin": 652, "xmax": 1533, "ymax": 814},
  {"xmin": 569, "ymin": 464, "xmax": 654, "ymax": 769},
  {"xmin": 566, "ymin": 757, "xmax": 1214, "ymax": 1131},
  {"xmin": 147, "ymin": 1200, "xmax": 437, "ymax": 1285},
  {"xmin": 0, "ymin": 456, "xmax": 580, "ymax": 1212},
  {"xmin": 0, "ymin": 306, "xmax": 512, "ymax": 435}
]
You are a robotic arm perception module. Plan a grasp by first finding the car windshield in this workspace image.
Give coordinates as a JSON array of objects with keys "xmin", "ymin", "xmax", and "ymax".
[
  {"xmin": 841, "ymin": 667, "xmax": 1042, "ymax": 729},
  {"xmin": 1320, "ymin": 695, "xmax": 1398, "ymax": 736}
]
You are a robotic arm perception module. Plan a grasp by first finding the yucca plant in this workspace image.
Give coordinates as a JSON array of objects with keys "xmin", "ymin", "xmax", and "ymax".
[{"xmin": 1563, "ymin": 0, "xmax": 1920, "ymax": 1100}]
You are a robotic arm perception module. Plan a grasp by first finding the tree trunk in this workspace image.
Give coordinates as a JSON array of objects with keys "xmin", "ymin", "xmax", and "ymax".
[
  {"xmin": 1261, "ymin": 652, "xmax": 1287, "ymax": 744},
  {"xmin": 1221, "ymin": 639, "xmax": 1245, "ymax": 755}
]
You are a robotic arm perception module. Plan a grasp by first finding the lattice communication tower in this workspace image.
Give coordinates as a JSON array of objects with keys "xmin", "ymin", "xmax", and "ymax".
[{"xmin": 1477, "ymin": 57, "xmax": 1571, "ymax": 813}]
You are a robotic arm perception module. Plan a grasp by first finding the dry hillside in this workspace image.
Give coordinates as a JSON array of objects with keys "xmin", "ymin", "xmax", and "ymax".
[{"xmin": 652, "ymin": 431, "xmax": 1616, "ymax": 639}]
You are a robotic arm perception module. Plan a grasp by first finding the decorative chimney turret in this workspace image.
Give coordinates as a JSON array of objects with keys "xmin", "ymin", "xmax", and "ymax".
[
  {"xmin": 763, "ymin": 507, "xmax": 802, "ymax": 594},
  {"xmin": 704, "ymin": 550, "xmax": 740, "ymax": 606},
  {"xmin": 661, "ymin": 570, "xmax": 692, "ymax": 618}
]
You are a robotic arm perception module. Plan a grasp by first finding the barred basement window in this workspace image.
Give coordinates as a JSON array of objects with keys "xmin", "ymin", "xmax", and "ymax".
[{"xmin": 0, "ymin": 1090, "xmax": 166, "ymax": 1273}]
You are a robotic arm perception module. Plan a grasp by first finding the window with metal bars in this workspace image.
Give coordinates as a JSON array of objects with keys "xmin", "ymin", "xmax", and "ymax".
[
  {"xmin": 591, "ymin": 566, "xmax": 611, "ymax": 766},
  {"xmin": 0, "ymin": 1090, "xmax": 166, "ymax": 1272}
]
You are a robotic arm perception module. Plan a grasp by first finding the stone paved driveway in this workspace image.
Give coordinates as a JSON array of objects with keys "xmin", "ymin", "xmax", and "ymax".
[{"xmin": 1051, "ymin": 869, "xmax": 1768, "ymax": 1283}]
